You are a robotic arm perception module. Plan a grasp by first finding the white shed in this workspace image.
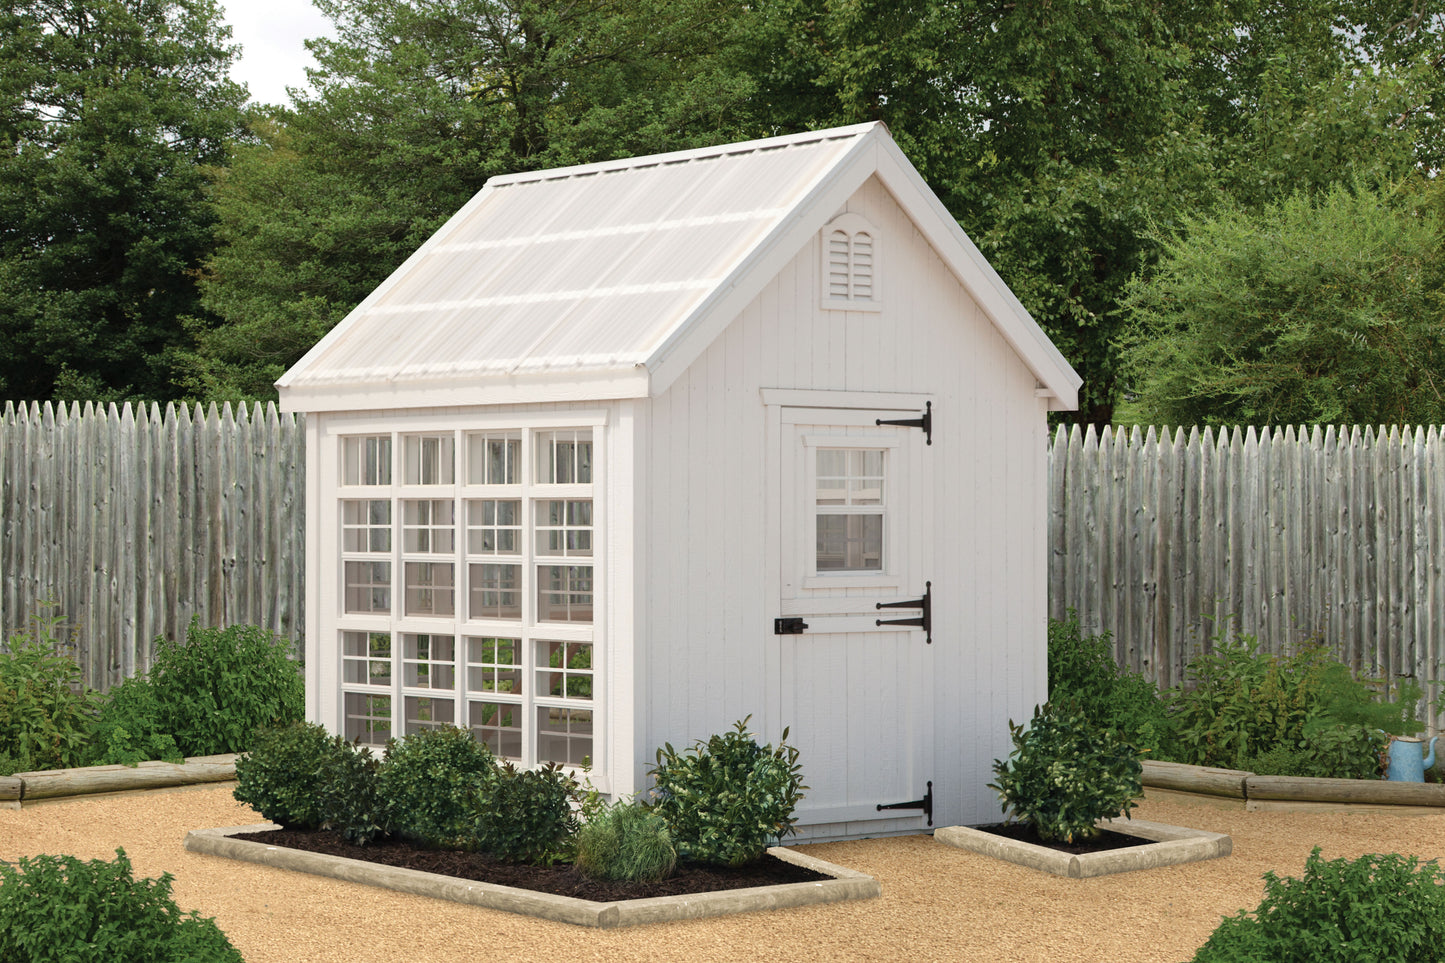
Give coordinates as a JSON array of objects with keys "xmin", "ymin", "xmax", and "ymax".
[{"xmin": 277, "ymin": 122, "xmax": 1081, "ymax": 841}]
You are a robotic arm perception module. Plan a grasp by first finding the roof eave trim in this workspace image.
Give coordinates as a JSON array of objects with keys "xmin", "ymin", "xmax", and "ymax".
[
  {"xmin": 870, "ymin": 141, "xmax": 1082, "ymax": 411},
  {"xmin": 277, "ymin": 366, "xmax": 651, "ymax": 414}
]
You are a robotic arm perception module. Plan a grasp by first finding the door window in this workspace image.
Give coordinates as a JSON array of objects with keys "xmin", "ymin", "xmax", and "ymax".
[{"xmin": 814, "ymin": 448, "xmax": 886, "ymax": 573}]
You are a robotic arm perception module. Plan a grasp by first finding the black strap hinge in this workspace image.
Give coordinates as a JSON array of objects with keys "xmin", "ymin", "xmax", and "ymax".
[
  {"xmin": 876, "ymin": 781, "xmax": 933, "ymax": 826},
  {"xmin": 875, "ymin": 581, "xmax": 931, "ymax": 643},
  {"xmin": 876, "ymin": 401, "xmax": 932, "ymax": 445}
]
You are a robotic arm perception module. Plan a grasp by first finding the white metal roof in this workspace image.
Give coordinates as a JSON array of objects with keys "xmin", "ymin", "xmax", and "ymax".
[{"xmin": 278, "ymin": 123, "xmax": 1081, "ymax": 411}]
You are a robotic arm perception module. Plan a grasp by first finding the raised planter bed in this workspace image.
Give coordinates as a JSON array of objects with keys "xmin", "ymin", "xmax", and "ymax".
[
  {"xmin": 1142, "ymin": 759, "xmax": 1445, "ymax": 813},
  {"xmin": 0, "ymin": 755, "xmax": 238, "ymax": 806},
  {"xmin": 935, "ymin": 818, "xmax": 1231, "ymax": 878},
  {"xmin": 185, "ymin": 824, "xmax": 880, "ymax": 928}
]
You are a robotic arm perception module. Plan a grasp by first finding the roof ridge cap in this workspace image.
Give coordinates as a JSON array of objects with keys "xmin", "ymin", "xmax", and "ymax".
[{"xmin": 487, "ymin": 122, "xmax": 884, "ymax": 187}]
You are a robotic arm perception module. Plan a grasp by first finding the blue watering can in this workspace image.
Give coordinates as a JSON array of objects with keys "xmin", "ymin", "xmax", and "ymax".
[{"xmin": 1385, "ymin": 735, "xmax": 1439, "ymax": 782}]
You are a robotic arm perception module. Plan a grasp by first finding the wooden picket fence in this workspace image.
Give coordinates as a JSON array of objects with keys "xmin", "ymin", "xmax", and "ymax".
[
  {"xmin": 1048, "ymin": 424, "xmax": 1445, "ymax": 723},
  {"xmin": 6, "ymin": 402, "xmax": 1445, "ymax": 720},
  {"xmin": 0, "ymin": 401, "xmax": 305, "ymax": 690}
]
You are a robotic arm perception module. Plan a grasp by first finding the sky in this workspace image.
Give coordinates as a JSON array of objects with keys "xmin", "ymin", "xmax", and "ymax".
[{"xmin": 221, "ymin": 2, "xmax": 338, "ymax": 108}]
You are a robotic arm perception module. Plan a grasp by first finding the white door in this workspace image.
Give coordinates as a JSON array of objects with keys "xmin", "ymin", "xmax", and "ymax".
[{"xmin": 773, "ymin": 405, "xmax": 934, "ymax": 834}]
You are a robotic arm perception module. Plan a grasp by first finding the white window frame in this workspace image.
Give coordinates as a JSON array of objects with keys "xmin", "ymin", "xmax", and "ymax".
[{"xmin": 327, "ymin": 411, "xmax": 607, "ymax": 787}]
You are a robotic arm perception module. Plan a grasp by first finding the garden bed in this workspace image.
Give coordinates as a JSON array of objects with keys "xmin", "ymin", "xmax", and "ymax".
[
  {"xmin": 935, "ymin": 817, "xmax": 1232, "ymax": 878},
  {"xmin": 0, "ymin": 755, "xmax": 238, "ymax": 806},
  {"xmin": 185, "ymin": 823, "xmax": 880, "ymax": 928},
  {"xmin": 1142, "ymin": 760, "xmax": 1445, "ymax": 812}
]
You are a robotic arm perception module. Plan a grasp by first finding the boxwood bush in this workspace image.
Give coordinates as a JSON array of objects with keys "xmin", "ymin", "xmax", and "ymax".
[
  {"xmin": 377, "ymin": 725, "xmax": 497, "ymax": 850},
  {"xmin": 473, "ymin": 761, "xmax": 581, "ymax": 863},
  {"xmin": 234, "ymin": 721, "xmax": 385, "ymax": 844},
  {"xmin": 988, "ymin": 702, "xmax": 1143, "ymax": 843},
  {"xmin": 647, "ymin": 717, "xmax": 805, "ymax": 867},
  {"xmin": 1194, "ymin": 848, "xmax": 1445, "ymax": 963},
  {"xmin": 0, "ymin": 849, "xmax": 242, "ymax": 963}
]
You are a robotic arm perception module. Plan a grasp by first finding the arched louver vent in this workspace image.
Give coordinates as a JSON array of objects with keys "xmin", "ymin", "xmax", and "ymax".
[{"xmin": 821, "ymin": 214, "xmax": 880, "ymax": 309}]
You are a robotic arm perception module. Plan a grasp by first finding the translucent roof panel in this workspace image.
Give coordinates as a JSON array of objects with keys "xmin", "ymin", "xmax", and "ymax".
[{"xmin": 283, "ymin": 125, "xmax": 877, "ymax": 388}]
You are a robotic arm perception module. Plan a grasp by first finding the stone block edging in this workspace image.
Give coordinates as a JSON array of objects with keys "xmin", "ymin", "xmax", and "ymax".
[
  {"xmin": 184, "ymin": 824, "xmax": 881, "ymax": 928},
  {"xmin": 0, "ymin": 755, "xmax": 238, "ymax": 804},
  {"xmin": 1142, "ymin": 760, "xmax": 1445, "ymax": 807},
  {"xmin": 934, "ymin": 818, "xmax": 1232, "ymax": 878}
]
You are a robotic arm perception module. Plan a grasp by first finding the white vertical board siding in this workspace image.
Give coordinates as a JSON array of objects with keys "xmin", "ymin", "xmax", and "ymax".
[{"xmin": 641, "ymin": 176, "xmax": 1051, "ymax": 834}]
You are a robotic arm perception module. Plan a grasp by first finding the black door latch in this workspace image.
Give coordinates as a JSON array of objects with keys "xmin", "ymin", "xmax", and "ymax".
[{"xmin": 773, "ymin": 617, "xmax": 808, "ymax": 635}]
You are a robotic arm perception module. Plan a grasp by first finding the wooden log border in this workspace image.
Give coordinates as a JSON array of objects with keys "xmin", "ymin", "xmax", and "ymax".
[
  {"xmin": 1142, "ymin": 760, "xmax": 1445, "ymax": 807},
  {"xmin": 4, "ymin": 754, "xmax": 237, "ymax": 803}
]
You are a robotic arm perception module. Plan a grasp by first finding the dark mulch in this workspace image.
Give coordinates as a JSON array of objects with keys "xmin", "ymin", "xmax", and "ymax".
[
  {"xmin": 231, "ymin": 828, "xmax": 831, "ymax": 902},
  {"xmin": 972, "ymin": 822, "xmax": 1154, "ymax": 856}
]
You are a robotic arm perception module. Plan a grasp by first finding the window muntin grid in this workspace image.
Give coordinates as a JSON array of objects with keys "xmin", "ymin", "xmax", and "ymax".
[
  {"xmin": 344, "ymin": 560, "xmax": 392, "ymax": 613},
  {"xmin": 469, "ymin": 701, "xmax": 522, "ymax": 759},
  {"xmin": 342, "ymin": 500, "xmax": 392, "ymax": 553},
  {"xmin": 341, "ymin": 435, "xmax": 392, "ymax": 486},
  {"xmin": 535, "ymin": 430, "xmax": 592, "ymax": 484},
  {"xmin": 342, "ymin": 631, "xmax": 391, "ymax": 686},
  {"xmin": 403, "ymin": 434, "xmax": 455, "ymax": 485},
  {"xmin": 535, "ymin": 500, "xmax": 592, "ymax": 557},
  {"xmin": 814, "ymin": 448, "xmax": 886, "ymax": 573},
  {"xmin": 337, "ymin": 424, "xmax": 599, "ymax": 772},
  {"xmin": 537, "ymin": 564, "xmax": 593, "ymax": 623},
  {"xmin": 536, "ymin": 640, "xmax": 592, "ymax": 701},
  {"xmin": 466, "ymin": 433, "xmax": 520, "ymax": 485},
  {"xmin": 466, "ymin": 636, "xmax": 521, "ymax": 696},
  {"xmin": 403, "ymin": 633, "xmax": 456, "ymax": 690},
  {"xmin": 467, "ymin": 500, "xmax": 521, "ymax": 555},
  {"xmin": 403, "ymin": 500, "xmax": 456, "ymax": 554},
  {"xmin": 536, "ymin": 706, "xmax": 592, "ymax": 767},
  {"xmin": 345, "ymin": 692, "xmax": 391, "ymax": 744},
  {"xmin": 403, "ymin": 562, "xmax": 455, "ymax": 617},
  {"xmin": 404, "ymin": 695, "xmax": 455, "ymax": 736}
]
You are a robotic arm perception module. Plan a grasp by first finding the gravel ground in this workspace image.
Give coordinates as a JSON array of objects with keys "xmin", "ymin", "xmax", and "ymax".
[{"xmin": 3, "ymin": 785, "xmax": 1444, "ymax": 962}]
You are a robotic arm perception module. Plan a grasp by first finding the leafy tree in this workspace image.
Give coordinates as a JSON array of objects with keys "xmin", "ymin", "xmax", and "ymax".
[
  {"xmin": 0, "ymin": 0, "xmax": 246, "ymax": 402},
  {"xmin": 187, "ymin": 0, "xmax": 759, "ymax": 400},
  {"xmin": 1116, "ymin": 181, "xmax": 1445, "ymax": 427}
]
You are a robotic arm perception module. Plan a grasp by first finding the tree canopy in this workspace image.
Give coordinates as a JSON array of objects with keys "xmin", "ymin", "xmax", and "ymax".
[
  {"xmin": 1117, "ymin": 182, "xmax": 1445, "ymax": 427},
  {"xmin": 6, "ymin": 0, "xmax": 1445, "ymax": 426},
  {"xmin": 0, "ymin": 0, "xmax": 246, "ymax": 401}
]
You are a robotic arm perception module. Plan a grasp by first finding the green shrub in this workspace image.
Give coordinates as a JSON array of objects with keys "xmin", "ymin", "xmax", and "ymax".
[
  {"xmin": 1165, "ymin": 630, "xmax": 1416, "ymax": 775},
  {"xmin": 474, "ymin": 761, "xmax": 580, "ymax": 864},
  {"xmin": 647, "ymin": 717, "xmax": 805, "ymax": 867},
  {"xmin": 0, "ymin": 848, "xmax": 242, "ymax": 963},
  {"xmin": 85, "ymin": 675, "xmax": 182, "ymax": 767},
  {"xmin": 0, "ymin": 611, "xmax": 96, "ymax": 775},
  {"xmin": 1047, "ymin": 612, "xmax": 1169, "ymax": 754},
  {"xmin": 378, "ymin": 725, "xmax": 497, "ymax": 850},
  {"xmin": 575, "ymin": 801, "xmax": 676, "ymax": 882},
  {"xmin": 1193, "ymin": 848, "xmax": 1445, "ymax": 963},
  {"xmin": 147, "ymin": 618, "xmax": 303, "ymax": 756},
  {"xmin": 234, "ymin": 722, "xmax": 385, "ymax": 844},
  {"xmin": 988, "ymin": 703, "xmax": 1143, "ymax": 843}
]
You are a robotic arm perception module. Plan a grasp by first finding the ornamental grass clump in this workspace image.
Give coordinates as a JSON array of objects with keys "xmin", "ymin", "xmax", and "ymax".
[
  {"xmin": 0, "ymin": 848, "xmax": 242, "ymax": 963},
  {"xmin": 575, "ymin": 801, "xmax": 677, "ymax": 882},
  {"xmin": 1193, "ymin": 848, "xmax": 1445, "ymax": 963},
  {"xmin": 647, "ymin": 717, "xmax": 805, "ymax": 868},
  {"xmin": 988, "ymin": 703, "xmax": 1143, "ymax": 843}
]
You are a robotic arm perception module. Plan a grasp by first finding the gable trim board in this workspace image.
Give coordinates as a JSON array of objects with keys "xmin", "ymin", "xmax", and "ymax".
[{"xmin": 277, "ymin": 124, "xmax": 1080, "ymax": 414}]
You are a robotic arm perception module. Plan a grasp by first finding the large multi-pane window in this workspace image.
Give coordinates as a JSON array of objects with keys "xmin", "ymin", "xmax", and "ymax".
[{"xmin": 335, "ymin": 426, "xmax": 598, "ymax": 769}]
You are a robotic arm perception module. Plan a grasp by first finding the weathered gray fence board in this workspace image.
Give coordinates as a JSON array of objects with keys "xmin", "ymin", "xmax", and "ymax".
[
  {"xmin": 1050, "ymin": 425, "xmax": 1445, "ymax": 727},
  {"xmin": 0, "ymin": 402, "xmax": 305, "ymax": 691}
]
